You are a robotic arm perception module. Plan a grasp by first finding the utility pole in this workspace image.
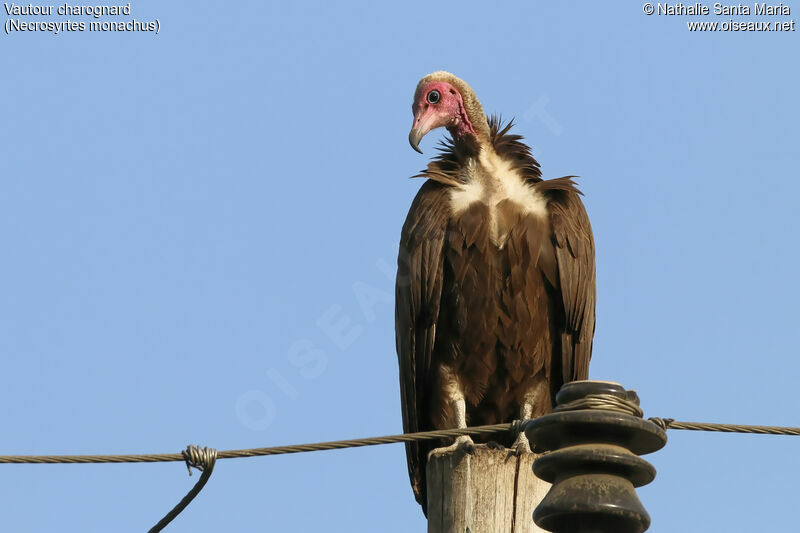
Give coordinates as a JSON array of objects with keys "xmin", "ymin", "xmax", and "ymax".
[{"xmin": 426, "ymin": 445, "xmax": 550, "ymax": 533}]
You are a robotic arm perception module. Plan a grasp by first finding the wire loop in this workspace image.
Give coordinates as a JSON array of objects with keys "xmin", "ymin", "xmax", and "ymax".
[
  {"xmin": 182, "ymin": 445, "xmax": 217, "ymax": 476},
  {"xmin": 149, "ymin": 445, "xmax": 218, "ymax": 533},
  {"xmin": 554, "ymin": 392, "xmax": 645, "ymax": 418}
]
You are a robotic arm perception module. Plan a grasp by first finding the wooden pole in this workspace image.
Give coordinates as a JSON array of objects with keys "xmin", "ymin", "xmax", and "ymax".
[{"xmin": 426, "ymin": 444, "xmax": 550, "ymax": 533}]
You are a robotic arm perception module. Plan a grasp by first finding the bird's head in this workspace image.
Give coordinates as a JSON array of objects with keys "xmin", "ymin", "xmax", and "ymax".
[{"xmin": 409, "ymin": 71, "xmax": 490, "ymax": 154}]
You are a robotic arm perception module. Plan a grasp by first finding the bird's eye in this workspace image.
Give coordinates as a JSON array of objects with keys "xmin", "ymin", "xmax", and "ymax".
[{"xmin": 427, "ymin": 90, "xmax": 441, "ymax": 104}]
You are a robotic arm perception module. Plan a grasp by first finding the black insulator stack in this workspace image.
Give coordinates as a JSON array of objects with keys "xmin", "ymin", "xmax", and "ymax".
[{"xmin": 525, "ymin": 380, "xmax": 667, "ymax": 533}]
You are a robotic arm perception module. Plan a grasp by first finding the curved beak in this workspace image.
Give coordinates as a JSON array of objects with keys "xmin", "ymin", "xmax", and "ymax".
[
  {"xmin": 408, "ymin": 108, "xmax": 440, "ymax": 154},
  {"xmin": 408, "ymin": 128, "xmax": 424, "ymax": 154}
]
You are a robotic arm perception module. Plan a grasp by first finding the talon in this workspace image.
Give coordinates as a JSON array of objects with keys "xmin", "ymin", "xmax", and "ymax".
[
  {"xmin": 455, "ymin": 435, "xmax": 475, "ymax": 454},
  {"xmin": 430, "ymin": 435, "xmax": 476, "ymax": 456},
  {"xmin": 511, "ymin": 433, "xmax": 532, "ymax": 456},
  {"xmin": 486, "ymin": 441, "xmax": 505, "ymax": 451},
  {"xmin": 513, "ymin": 442, "xmax": 530, "ymax": 456}
]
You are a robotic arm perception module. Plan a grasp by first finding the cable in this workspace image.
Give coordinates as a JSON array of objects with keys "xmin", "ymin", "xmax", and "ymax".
[
  {"xmin": 3, "ymin": 418, "xmax": 800, "ymax": 466},
  {"xmin": 4, "ymin": 413, "xmax": 800, "ymax": 530},
  {"xmin": 0, "ymin": 422, "xmax": 521, "ymax": 465},
  {"xmin": 647, "ymin": 418, "xmax": 800, "ymax": 435}
]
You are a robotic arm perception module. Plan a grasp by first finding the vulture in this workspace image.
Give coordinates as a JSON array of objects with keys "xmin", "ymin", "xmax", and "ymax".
[{"xmin": 395, "ymin": 71, "xmax": 596, "ymax": 513}]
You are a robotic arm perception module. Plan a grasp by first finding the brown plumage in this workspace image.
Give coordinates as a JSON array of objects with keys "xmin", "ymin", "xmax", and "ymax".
[{"xmin": 396, "ymin": 72, "xmax": 596, "ymax": 514}]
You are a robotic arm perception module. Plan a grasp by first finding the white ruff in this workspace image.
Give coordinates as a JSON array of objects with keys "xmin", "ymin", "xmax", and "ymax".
[{"xmin": 449, "ymin": 148, "xmax": 548, "ymax": 247}]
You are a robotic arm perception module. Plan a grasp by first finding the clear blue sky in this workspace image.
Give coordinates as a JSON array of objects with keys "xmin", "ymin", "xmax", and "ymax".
[{"xmin": 2, "ymin": 2, "xmax": 798, "ymax": 531}]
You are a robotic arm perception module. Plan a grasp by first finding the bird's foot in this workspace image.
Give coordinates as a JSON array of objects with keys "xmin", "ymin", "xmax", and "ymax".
[
  {"xmin": 486, "ymin": 440, "xmax": 505, "ymax": 451},
  {"xmin": 430, "ymin": 435, "xmax": 475, "ymax": 457},
  {"xmin": 509, "ymin": 432, "xmax": 532, "ymax": 456}
]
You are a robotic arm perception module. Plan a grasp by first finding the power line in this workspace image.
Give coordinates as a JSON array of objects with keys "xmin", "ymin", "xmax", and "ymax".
[
  {"xmin": 5, "ymin": 419, "xmax": 797, "ymax": 467},
  {"xmin": 3, "ymin": 417, "xmax": 799, "ymax": 531},
  {"xmin": 648, "ymin": 418, "xmax": 800, "ymax": 436},
  {"xmin": 0, "ymin": 423, "xmax": 521, "ymax": 465}
]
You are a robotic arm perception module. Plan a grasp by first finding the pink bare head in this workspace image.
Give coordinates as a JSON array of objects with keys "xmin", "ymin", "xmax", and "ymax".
[{"xmin": 409, "ymin": 71, "xmax": 490, "ymax": 153}]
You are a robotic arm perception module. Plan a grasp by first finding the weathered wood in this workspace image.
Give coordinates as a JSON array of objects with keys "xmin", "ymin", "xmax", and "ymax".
[{"xmin": 426, "ymin": 444, "xmax": 550, "ymax": 533}]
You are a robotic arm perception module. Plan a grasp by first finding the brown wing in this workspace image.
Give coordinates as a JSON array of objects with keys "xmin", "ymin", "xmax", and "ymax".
[
  {"xmin": 395, "ymin": 179, "xmax": 450, "ymax": 511},
  {"xmin": 536, "ymin": 177, "xmax": 596, "ymax": 384}
]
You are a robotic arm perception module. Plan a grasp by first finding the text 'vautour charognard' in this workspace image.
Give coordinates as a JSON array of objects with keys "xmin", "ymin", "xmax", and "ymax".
[{"xmin": 4, "ymin": 3, "xmax": 160, "ymax": 34}]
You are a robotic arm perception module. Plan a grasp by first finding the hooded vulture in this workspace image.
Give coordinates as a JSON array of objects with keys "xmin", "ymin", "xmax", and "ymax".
[{"xmin": 395, "ymin": 71, "xmax": 596, "ymax": 513}]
